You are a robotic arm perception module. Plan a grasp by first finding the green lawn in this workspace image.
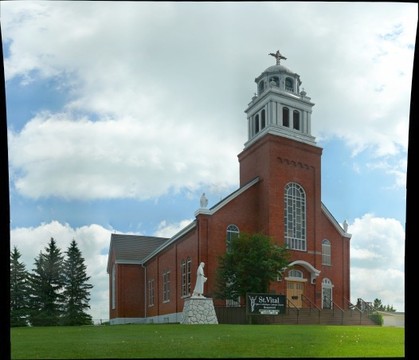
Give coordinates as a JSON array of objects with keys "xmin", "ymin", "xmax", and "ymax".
[{"xmin": 11, "ymin": 324, "xmax": 404, "ymax": 359}]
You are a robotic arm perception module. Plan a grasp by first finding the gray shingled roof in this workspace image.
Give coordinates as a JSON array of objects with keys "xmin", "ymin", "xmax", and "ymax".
[{"xmin": 107, "ymin": 233, "xmax": 169, "ymax": 273}]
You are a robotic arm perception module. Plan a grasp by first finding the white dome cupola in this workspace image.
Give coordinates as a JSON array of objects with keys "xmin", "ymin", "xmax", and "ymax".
[{"xmin": 244, "ymin": 50, "xmax": 316, "ymax": 148}]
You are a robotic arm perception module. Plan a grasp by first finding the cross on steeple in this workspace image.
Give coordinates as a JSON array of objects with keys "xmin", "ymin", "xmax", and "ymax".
[{"xmin": 269, "ymin": 50, "xmax": 287, "ymax": 65}]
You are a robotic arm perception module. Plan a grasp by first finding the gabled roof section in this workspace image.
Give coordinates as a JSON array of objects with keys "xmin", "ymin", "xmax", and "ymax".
[
  {"xmin": 141, "ymin": 220, "xmax": 197, "ymax": 264},
  {"xmin": 108, "ymin": 177, "xmax": 260, "ymax": 269},
  {"xmin": 106, "ymin": 234, "xmax": 169, "ymax": 273},
  {"xmin": 143, "ymin": 177, "xmax": 260, "ymax": 264},
  {"xmin": 195, "ymin": 176, "xmax": 260, "ymax": 216},
  {"xmin": 321, "ymin": 203, "xmax": 351, "ymax": 238}
]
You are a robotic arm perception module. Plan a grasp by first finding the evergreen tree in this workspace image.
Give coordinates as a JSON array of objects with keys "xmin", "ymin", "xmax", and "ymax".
[
  {"xmin": 28, "ymin": 238, "xmax": 65, "ymax": 326},
  {"xmin": 373, "ymin": 298, "xmax": 383, "ymax": 310},
  {"xmin": 215, "ymin": 233, "xmax": 290, "ymax": 300},
  {"xmin": 61, "ymin": 239, "xmax": 93, "ymax": 325},
  {"xmin": 373, "ymin": 298, "xmax": 396, "ymax": 312},
  {"xmin": 10, "ymin": 246, "xmax": 31, "ymax": 327}
]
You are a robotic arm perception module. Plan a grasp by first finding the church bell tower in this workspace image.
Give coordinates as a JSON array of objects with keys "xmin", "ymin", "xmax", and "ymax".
[
  {"xmin": 238, "ymin": 50, "xmax": 323, "ymax": 241},
  {"xmin": 244, "ymin": 50, "xmax": 316, "ymax": 149}
]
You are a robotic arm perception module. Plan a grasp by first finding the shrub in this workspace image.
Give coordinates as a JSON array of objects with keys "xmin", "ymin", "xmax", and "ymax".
[{"xmin": 369, "ymin": 312, "xmax": 383, "ymax": 326}]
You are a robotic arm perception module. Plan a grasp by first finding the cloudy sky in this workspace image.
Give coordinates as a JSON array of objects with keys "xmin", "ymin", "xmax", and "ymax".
[{"xmin": 3, "ymin": 2, "xmax": 415, "ymax": 322}]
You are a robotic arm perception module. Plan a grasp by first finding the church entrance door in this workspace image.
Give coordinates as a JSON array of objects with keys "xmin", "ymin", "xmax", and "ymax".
[{"xmin": 286, "ymin": 281, "xmax": 304, "ymax": 308}]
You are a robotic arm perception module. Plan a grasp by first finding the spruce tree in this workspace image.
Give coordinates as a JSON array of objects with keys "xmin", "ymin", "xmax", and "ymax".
[
  {"xmin": 62, "ymin": 239, "xmax": 93, "ymax": 325},
  {"xmin": 10, "ymin": 246, "xmax": 31, "ymax": 327},
  {"xmin": 28, "ymin": 238, "xmax": 65, "ymax": 326}
]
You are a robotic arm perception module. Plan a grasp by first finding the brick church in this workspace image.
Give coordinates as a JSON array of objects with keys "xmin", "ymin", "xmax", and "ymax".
[{"xmin": 107, "ymin": 51, "xmax": 351, "ymax": 324}]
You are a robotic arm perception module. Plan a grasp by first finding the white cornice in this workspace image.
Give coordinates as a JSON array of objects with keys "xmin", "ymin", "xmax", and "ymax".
[{"xmin": 243, "ymin": 126, "xmax": 317, "ymax": 149}]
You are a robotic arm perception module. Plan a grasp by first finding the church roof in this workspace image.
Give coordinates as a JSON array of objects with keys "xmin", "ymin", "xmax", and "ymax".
[{"xmin": 106, "ymin": 233, "xmax": 169, "ymax": 273}]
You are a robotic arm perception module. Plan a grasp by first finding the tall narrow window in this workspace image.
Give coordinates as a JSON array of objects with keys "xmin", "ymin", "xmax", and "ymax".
[
  {"xmin": 163, "ymin": 270, "xmax": 170, "ymax": 302},
  {"xmin": 186, "ymin": 257, "xmax": 192, "ymax": 295},
  {"xmin": 181, "ymin": 260, "xmax": 187, "ymax": 297},
  {"xmin": 283, "ymin": 107, "xmax": 289, "ymax": 127},
  {"xmin": 284, "ymin": 183, "xmax": 307, "ymax": 251},
  {"xmin": 258, "ymin": 81, "xmax": 264, "ymax": 94},
  {"xmin": 322, "ymin": 278, "xmax": 333, "ymax": 309},
  {"xmin": 322, "ymin": 239, "xmax": 331, "ymax": 265},
  {"xmin": 261, "ymin": 109, "xmax": 266, "ymax": 129},
  {"xmin": 148, "ymin": 279, "xmax": 155, "ymax": 306},
  {"xmin": 226, "ymin": 224, "xmax": 240, "ymax": 307},
  {"xmin": 226, "ymin": 224, "xmax": 239, "ymax": 252},
  {"xmin": 293, "ymin": 110, "xmax": 300, "ymax": 130},
  {"xmin": 285, "ymin": 77, "xmax": 293, "ymax": 91},
  {"xmin": 255, "ymin": 114, "xmax": 260, "ymax": 134},
  {"xmin": 111, "ymin": 264, "xmax": 116, "ymax": 309}
]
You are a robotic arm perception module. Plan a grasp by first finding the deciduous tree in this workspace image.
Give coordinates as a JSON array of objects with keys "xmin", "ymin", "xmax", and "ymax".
[{"xmin": 214, "ymin": 233, "xmax": 290, "ymax": 300}]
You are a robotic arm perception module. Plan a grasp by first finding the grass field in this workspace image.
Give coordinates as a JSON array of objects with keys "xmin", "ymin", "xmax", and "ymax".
[{"xmin": 11, "ymin": 323, "xmax": 404, "ymax": 359}]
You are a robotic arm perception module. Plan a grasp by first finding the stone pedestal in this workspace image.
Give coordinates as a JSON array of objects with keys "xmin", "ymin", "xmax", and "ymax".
[{"xmin": 181, "ymin": 297, "xmax": 218, "ymax": 324}]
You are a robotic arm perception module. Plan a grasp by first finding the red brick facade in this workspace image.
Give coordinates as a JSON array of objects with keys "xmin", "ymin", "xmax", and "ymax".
[
  {"xmin": 107, "ymin": 130, "xmax": 351, "ymax": 323},
  {"xmin": 107, "ymin": 57, "xmax": 351, "ymax": 324}
]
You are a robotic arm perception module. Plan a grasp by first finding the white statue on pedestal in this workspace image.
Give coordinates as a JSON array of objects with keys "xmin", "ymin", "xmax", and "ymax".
[{"xmin": 192, "ymin": 262, "xmax": 207, "ymax": 298}]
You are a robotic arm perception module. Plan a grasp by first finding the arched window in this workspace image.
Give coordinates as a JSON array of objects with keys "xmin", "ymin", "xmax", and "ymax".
[
  {"xmin": 261, "ymin": 109, "xmax": 266, "ymax": 129},
  {"xmin": 293, "ymin": 110, "xmax": 300, "ymax": 130},
  {"xmin": 284, "ymin": 183, "xmax": 306, "ymax": 251},
  {"xmin": 322, "ymin": 239, "xmax": 331, "ymax": 265},
  {"xmin": 255, "ymin": 114, "xmax": 260, "ymax": 134},
  {"xmin": 226, "ymin": 224, "xmax": 239, "ymax": 252},
  {"xmin": 322, "ymin": 278, "xmax": 333, "ymax": 309},
  {"xmin": 283, "ymin": 107, "xmax": 289, "ymax": 127},
  {"xmin": 288, "ymin": 269, "xmax": 303, "ymax": 278},
  {"xmin": 269, "ymin": 76, "xmax": 279, "ymax": 87},
  {"xmin": 285, "ymin": 77, "xmax": 293, "ymax": 91},
  {"xmin": 258, "ymin": 81, "xmax": 265, "ymax": 94}
]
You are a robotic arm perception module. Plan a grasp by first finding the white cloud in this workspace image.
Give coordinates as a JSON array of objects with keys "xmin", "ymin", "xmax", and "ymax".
[
  {"xmin": 154, "ymin": 219, "xmax": 195, "ymax": 238},
  {"xmin": 348, "ymin": 214, "xmax": 405, "ymax": 311},
  {"xmin": 3, "ymin": 2, "xmax": 415, "ymax": 200},
  {"xmin": 8, "ymin": 112, "xmax": 239, "ymax": 200}
]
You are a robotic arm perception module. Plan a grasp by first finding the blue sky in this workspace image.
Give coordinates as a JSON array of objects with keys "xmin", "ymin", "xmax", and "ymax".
[{"xmin": 3, "ymin": 2, "xmax": 415, "ymax": 322}]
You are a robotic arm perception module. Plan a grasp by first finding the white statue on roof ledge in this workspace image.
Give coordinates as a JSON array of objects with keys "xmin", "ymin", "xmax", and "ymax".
[
  {"xmin": 343, "ymin": 220, "xmax": 348, "ymax": 232},
  {"xmin": 200, "ymin": 193, "xmax": 208, "ymax": 208}
]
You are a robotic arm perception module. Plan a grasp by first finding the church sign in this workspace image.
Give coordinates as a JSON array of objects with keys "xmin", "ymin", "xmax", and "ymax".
[{"xmin": 246, "ymin": 293, "xmax": 286, "ymax": 315}]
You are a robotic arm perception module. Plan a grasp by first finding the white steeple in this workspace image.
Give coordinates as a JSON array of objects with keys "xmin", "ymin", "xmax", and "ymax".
[{"xmin": 244, "ymin": 50, "xmax": 316, "ymax": 148}]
